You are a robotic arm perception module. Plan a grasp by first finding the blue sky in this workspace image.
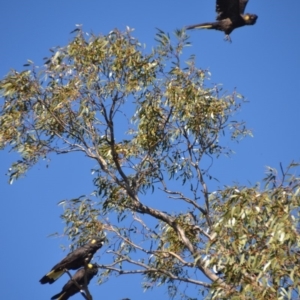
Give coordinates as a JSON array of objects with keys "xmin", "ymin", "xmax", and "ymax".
[{"xmin": 1, "ymin": 1, "xmax": 300, "ymax": 299}]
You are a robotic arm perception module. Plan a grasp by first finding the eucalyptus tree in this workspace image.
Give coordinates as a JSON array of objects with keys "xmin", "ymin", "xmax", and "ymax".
[{"xmin": 1, "ymin": 27, "xmax": 299, "ymax": 299}]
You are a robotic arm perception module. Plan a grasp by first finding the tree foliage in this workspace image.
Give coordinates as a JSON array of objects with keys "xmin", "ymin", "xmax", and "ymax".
[{"xmin": 1, "ymin": 27, "xmax": 299, "ymax": 300}]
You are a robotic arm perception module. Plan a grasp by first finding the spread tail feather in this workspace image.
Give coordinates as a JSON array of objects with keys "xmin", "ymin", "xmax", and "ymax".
[{"xmin": 186, "ymin": 22, "xmax": 214, "ymax": 30}]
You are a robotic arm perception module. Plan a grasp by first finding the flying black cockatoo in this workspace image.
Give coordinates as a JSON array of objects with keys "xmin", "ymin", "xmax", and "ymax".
[
  {"xmin": 39, "ymin": 237, "xmax": 104, "ymax": 284},
  {"xmin": 51, "ymin": 263, "xmax": 98, "ymax": 300},
  {"xmin": 186, "ymin": 0, "xmax": 258, "ymax": 41}
]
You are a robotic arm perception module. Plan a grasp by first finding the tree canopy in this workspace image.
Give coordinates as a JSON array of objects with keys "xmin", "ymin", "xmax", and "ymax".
[{"xmin": 1, "ymin": 27, "xmax": 299, "ymax": 300}]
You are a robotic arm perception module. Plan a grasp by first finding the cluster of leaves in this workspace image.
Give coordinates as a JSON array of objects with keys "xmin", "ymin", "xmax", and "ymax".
[
  {"xmin": 0, "ymin": 27, "xmax": 247, "ymax": 184},
  {"xmin": 1, "ymin": 27, "xmax": 299, "ymax": 300},
  {"xmin": 207, "ymin": 164, "xmax": 300, "ymax": 299},
  {"xmin": 58, "ymin": 196, "xmax": 103, "ymax": 245}
]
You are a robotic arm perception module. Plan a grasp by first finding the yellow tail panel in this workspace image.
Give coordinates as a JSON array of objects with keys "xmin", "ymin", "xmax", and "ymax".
[
  {"xmin": 47, "ymin": 269, "xmax": 64, "ymax": 280},
  {"xmin": 196, "ymin": 24, "xmax": 213, "ymax": 29}
]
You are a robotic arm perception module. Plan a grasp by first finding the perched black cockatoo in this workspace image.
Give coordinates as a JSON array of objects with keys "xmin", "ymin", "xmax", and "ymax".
[
  {"xmin": 39, "ymin": 237, "xmax": 104, "ymax": 284},
  {"xmin": 51, "ymin": 263, "xmax": 98, "ymax": 300}
]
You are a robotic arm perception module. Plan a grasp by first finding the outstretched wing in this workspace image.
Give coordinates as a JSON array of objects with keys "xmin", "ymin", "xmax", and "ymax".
[
  {"xmin": 216, "ymin": 0, "xmax": 240, "ymax": 20},
  {"xmin": 239, "ymin": 0, "xmax": 249, "ymax": 14}
]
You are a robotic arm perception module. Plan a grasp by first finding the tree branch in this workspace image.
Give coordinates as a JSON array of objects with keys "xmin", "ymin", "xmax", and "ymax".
[{"xmin": 97, "ymin": 257, "xmax": 211, "ymax": 288}]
